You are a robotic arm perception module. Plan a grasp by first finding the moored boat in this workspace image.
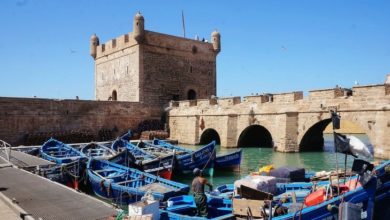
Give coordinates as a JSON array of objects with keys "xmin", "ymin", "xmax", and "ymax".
[
  {"xmin": 144, "ymin": 139, "xmax": 217, "ymax": 176},
  {"xmin": 81, "ymin": 142, "xmax": 116, "ymax": 159},
  {"xmin": 87, "ymin": 158, "xmax": 190, "ymax": 205},
  {"xmin": 231, "ymin": 159, "xmax": 390, "ymax": 219},
  {"xmin": 40, "ymin": 138, "xmax": 85, "ymax": 164},
  {"xmin": 207, "ymin": 184, "xmax": 235, "ymax": 199},
  {"xmin": 110, "ymin": 138, "xmax": 175, "ymax": 180},
  {"xmin": 215, "ymin": 149, "xmax": 242, "ymax": 171},
  {"xmin": 40, "ymin": 138, "xmax": 87, "ymax": 189},
  {"xmin": 160, "ymin": 195, "xmax": 234, "ymax": 220}
]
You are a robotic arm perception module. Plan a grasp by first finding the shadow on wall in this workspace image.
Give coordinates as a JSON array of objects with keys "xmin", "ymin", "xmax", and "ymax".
[
  {"xmin": 199, "ymin": 128, "xmax": 221, "ymax": 145},
  {"xmin": 299, "ymin": 118, "xmax": 373, "ymax": 153},
  {"xmin": 300, "ymin": 119, "xmax": 332, "ymax": 152},
  {"xmin": 237, "ymin": 125, "xmax": 273, "ymax": 148}
]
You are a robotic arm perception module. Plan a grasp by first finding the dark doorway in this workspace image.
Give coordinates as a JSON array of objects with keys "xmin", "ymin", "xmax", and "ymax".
[
  {"xmin": 299, "ymin": 119, "xmax": 332, "ymax": 151},
  {"xmin": 187, "ymin": 89, "xmax": 197, "ymax": 100},
  {"xmin": 237, "ymin": 125, "xmax": 273, "ymax": 148},
  {"xmin": 112, "ymin": 90, "xmax": 117, "ymax": 101},
  {"xmin": 199, "ymin": 129, "xmax": 220, "ymax": 145}
]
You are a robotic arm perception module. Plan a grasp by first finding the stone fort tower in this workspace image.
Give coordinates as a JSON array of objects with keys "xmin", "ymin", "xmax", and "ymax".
[{"xmin": 90, "ymin": 12, "xmax": 221, "ymax": 108}]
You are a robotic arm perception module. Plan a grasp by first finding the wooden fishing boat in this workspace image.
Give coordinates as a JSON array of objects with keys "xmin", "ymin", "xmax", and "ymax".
[
  {"xmin": 87, "ymin": 158, "xmax": 189, "ymax": 205},
  {"xmin": 40, "ymin": 138, "xmax": 85, "ymax": 164},
  {"xmin": 231, "ymin": 160, "xmax": 390, "ymax": 219},
  {"xmin": 207, "ymin": 184, "xmax": 235, "ymax": 199},
  {"xmin": 160, "ymin": 195, "xmax": 234, "ymax": 220},
  {"xmin": 215, "ymin": 149, "xmax": 242, "ymax": 171},
  {"xmin": 39, "ymin": 138, "xmax": 87, "ymax": 189},
  {"xmin": 81, "ymin": 142, "xmax": 116, "ymax": 159},
  {"xmin": 143, "ymin": 139, "xmax": 217, "ymax": 176},
  {"xmin": 110, "ymin": 138, "xmax": 175, "ymax": 180}
]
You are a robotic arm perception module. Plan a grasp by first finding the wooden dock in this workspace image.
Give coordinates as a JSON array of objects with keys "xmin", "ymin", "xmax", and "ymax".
[
  {"xmin": 0, "ymin": 149, "xmax": 54, "ymax": 169},
  {"xmin": 0, "ymin": 165, "xmax": 118, "ymax": 220}
]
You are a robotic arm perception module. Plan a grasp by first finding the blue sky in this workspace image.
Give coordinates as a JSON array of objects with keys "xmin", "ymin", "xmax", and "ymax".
[{"xmin": 0, "ymin": 0, "xmax": 389, "ymax": 99}]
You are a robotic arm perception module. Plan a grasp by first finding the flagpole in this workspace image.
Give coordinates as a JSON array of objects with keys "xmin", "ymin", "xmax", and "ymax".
[{"xmin": 181, "ymin": 10, "xmax": 186, "ymax": 38}]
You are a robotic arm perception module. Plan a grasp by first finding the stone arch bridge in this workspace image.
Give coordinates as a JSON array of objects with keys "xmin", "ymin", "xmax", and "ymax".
[{"xmin": 168, "ymin": 83, "xmax": 390, "ymax": 159}]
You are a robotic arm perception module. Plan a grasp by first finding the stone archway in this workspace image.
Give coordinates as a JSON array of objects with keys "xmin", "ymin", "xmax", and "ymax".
[
  {"xmin": 199, "ymin": 128, "xmax": 221, "ymax": 145},
  {"xmin": 299, "ymin": 118, "xmax": 332, "ymax": 151},
  {"xmin": 299, "ymin": 117, "xmax": 374, "ymax": 153},
  {"xmin": 237, "ymin": 125, "xmax": 273, "ymax": 148}
]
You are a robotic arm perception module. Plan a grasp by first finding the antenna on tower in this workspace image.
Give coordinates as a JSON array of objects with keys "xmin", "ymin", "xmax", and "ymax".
[{"xmin": 181, "ymin": 10, "xmax": 186, "ymax": 38}]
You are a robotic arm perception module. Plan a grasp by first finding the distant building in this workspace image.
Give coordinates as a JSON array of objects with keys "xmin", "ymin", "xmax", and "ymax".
[{"xmin": 90, "ymin": 12, "xmax": 221, "ymax": 108}]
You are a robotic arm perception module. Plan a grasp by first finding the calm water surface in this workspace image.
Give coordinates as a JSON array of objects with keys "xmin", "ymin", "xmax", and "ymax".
[{"xmin": 172, "ymin": 134, "xmax": 374, "ymax": 188}]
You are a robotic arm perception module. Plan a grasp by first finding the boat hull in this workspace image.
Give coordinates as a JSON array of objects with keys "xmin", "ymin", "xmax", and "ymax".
[
  {"xmin": 153, "ymin": 140, "xmax": 216, "ymax": 176},
  {"xmin": 40, "ymin": 138, "xmax": 85, "ymax": 165},
  {"xmin": 87, "ymin": 159, "xmax": 189, "ymax": 205},
  {"xmin": 215, "ymin": 149, "xmax": 242, "ymax": 171},
  {"xmin": 108, "ymin": 148, "xmax": 174, "ymax": 180}
]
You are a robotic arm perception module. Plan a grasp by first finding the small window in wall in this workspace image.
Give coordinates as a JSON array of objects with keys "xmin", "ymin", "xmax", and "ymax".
[
  {"xmin": 112, "ymin": 90, "xmax": 117, "ymax": 101},
  {"xmin": 187, "ymin": 89, "xmax": 197, "ymax": 100}
]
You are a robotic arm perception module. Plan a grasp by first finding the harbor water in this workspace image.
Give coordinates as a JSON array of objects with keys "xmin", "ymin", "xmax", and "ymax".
[{"xmin": 173, "ymin": 134, "xmax": 374, "ymax": 189}]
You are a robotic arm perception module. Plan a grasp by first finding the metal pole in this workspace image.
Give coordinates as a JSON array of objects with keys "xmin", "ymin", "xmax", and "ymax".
[
  {"xmin": 332, "ymin": 111, "xmax": 341, "ymax": 196},
  {"xmin": 344, "ymin": 154, "xmax": 347, "ymax": 185},
  {"xmin": 181, "ymin": 10, "xmax": 186, "ymax": 38}
]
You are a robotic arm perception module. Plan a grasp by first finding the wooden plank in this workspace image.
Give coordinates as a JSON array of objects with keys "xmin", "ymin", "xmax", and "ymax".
[
  {"xmin": 233, "ymin": 198, "xmax": 265, "ymax": 218},
  {"xmin": 116, "ymin": 179, "xmax": 138, "ymax": 185},
  {"xmin": 127, "ymin": 214, "xmax": 152, "ymax": 220}
]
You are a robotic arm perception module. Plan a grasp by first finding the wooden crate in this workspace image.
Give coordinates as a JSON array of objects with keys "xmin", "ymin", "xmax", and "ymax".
[{"xmin": 233, "ymin": 198, "xmax": 265, "ymax": 218}]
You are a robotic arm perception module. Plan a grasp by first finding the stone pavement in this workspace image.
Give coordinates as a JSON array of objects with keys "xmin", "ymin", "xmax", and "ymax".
[{"xmin": 0, "ymin": 194, "xmax": 21, "ymax": 220}]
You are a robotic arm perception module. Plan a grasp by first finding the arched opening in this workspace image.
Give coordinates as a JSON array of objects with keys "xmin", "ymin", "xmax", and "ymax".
[
  {"xmin": 187, "ymin": 89, "xmax": 196, "ymax": 100},
  {"xmin": 237, "ymin": 125, "xmax": 273, "ymax": 148},
  {"xmin": 300, "ymin": 119, "xmax": 332, "ymax": 151},
  {"xmin": 112, "ymin": 90, "xmax": 117, "ymax": 101},
  {"xmin": 300, "ymin": 119, "xmax": 373, "ymax": 153},
  {"xmin": 199, "ymin": 129, "xmax": 220, "ymax": 145}
]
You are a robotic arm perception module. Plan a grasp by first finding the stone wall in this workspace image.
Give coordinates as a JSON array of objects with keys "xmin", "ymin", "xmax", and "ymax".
[
  {"xmin": 169, "ymin": 84, "xmax": 390, "ymax": 159},
  {"xmin": 0, "ymin": 97, "xmax": 162, "ymax": 145},
  {"xmin": 93, "ymin": 30, "xmax": 217, "ymax": 106},
  {"xmin": 95, "ymin": 45, "xmax": 140, "ymax": 102}
]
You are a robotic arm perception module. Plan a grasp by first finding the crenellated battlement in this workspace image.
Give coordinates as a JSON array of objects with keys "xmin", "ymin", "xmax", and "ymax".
[
  {"xmin": 92, "ymin": 12, "xmax": 219, "ymax": 103},
  {"xmin": 170, "ymin": 81, "xmax": 389, "ymax": 110},
  {"xmin": 352, "ymin": 84, "xmax": 389, "ymax": 97},
  {"xmin": 95, "ymin": 33, "xmax": 137, "ymax": 59},
  {"xmin": 143, "ymin": 31, "xmax": 215, "ymax": 56}
]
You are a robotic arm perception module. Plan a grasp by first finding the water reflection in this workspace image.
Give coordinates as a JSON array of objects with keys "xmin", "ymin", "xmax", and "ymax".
[{"xmin": 175, "ymin": 134, "xmax": 373, "ymax": 187}]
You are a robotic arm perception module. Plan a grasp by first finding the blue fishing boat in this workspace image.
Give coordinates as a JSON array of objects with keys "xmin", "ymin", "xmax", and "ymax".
[
  {"xmin": 39, "ymin": 138, "xmax": 87, "ymax": 189},
  {"xmin": 87, "ymin": 158, "xmax": 189, "ymax": 205},
  {"xmin": 231, "ymin": 160, "xmax": 390, "ymax": 219},
  {"xmin": 145, "ymin": 139, "xmax": 217, "ymax": 176},
  {"xmin": 207, "ymin": 184, "xmax": 235, "ymax": 199},
  {"xmin": 81, "ymin": 142, "xmax": 116, "ymax": 159},
  {"xmin": 160, "ymin": 195, "xmax": 234, "ymax": 220},
  {"xmin": 208, "ymin": 182, "xmax": 311, "ymax": 202},
  {"xmin": 111, "ymin": 138, "xmax": 175, "ymax": 179},
  {"xmin": 271, "ymin": 161, "xmax": 390, "ymax": 219},
  {"xmin": 40, "ymin": 138, "xmax": 85, "ymax": 164},
  {"xmin": 120, "ymin": 130, "xmax": 132, "ymax": 141},
  {"xmin": 215, "ymin": 149, "xmax": 242, "ymax": 171}
]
